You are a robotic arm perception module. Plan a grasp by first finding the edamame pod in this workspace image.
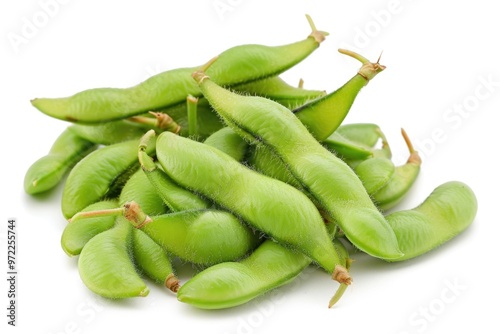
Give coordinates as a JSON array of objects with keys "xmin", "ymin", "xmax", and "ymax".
[
  {"xmin": 70, "ymin": 120, "xmax": 151, "ymax": 145},
  {"xmin": 154, "ymin": 132, "xmax": 350, "ymax": 285},
  {"xmin": 369, "ymin": 129, "xmax": 421, "ymax": 211},
  {"xmin": 78, "ymin": 216, "xmax": 148, "ymax": 298},
  {"xmin": 132, "ymin": 228, "xmax": 179, "ymax": 292},
  {"xmin": 24, "ymin": 127, "xmax": 97, "ymax": 194},
  {"xmin": 294, "ymin": 49, "xmax": 385, "ymax": 141},
  {"xmin": 60, "ymin": 200, "xmax": 118, "ymax": 256},
  {"xmin": 354, "ymin": 157, "xmax": 396, "ymax": 195},
  {"xmin": 61, "ymin": 138, "xmax": 155, "ymax": 219},
  {"xmin": 31, "ymin": 15, "xmax": 328, "ymax": 123},
  {"xmin": 71, "ymin": 201, "xmax": 260, "ymax": 266},
  {"xmin": 119, "ymin": 168, "xmax": 168, "ymax": 216},
  {"xmin": 163, "ymin": 76, "xmax": 325, "ymax": 140},
  {"xmin": 203, "ymin": 127, "xmax": 250, "ymax": 162},
  {"xmin": 126, "ymin": 203, "xmax": 260, "ymax": 266},
  {"xmin": 233, "ymin": 75, "xmax": 325, "ymax": 109},
  {"xmin": 385, "ymin": 181, "xmax": 477, "ymax": 261},
  {"xmin": 138, "ymin": 136, "xmax": 211, "ymax": 212},
  {"xmin": 193, "ymin": 71, "xmax": 403, "ymax": 261},
  {"xmin": 178, "ymin": 235, "xmax": 350, "ymax": 309}
]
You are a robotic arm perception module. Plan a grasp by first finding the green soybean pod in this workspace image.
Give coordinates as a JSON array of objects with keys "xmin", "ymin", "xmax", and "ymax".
[
  {"xmin": 323, "ymin": 132, "xmax": 375, "ymax": 161},
  {"xmin": 154, "ymin": 132, "xmax": 350, "ymax": 285},
  {"xmin": 193, "ymin": 71, "xmax": 403, "ymax": 261},
  {"xmin": 70, "ymin": 120, "xmax": 151, "ymax": 145},
  {"xmin": 354, "ymin": 157, "xmax": 396, "ymax": 195},
  {"xmin": 125, "ymin": 203, "xmax": 259, "ymax": 266},
  {"xmin": 203, "ymin": 127, "xmax": 250, "ymax": 162},
  {"xmin": 78, "ymin": 216, "xmax": 148, "ymax": 298},
  {"xmin": 119, "ymin": 168, "xmax": 168, "ymax": 217},
  {"xmin": 232, "ymin": 76, "xmax": 326, "ymax": 109},
  {"xmin": 61, "ymin": 138, "xmax": 155, "ymax": 219},
  {"xmin": 177, "ymin": 237, "xmax": 350, "ymax": 310},
  {"xmin": 138, "ymin": 137, "xmax": 211, "ymax": 212},
  {"xmin": 293, "ymin": 49, "xmax": 385, "ymax": 141},
  {"xmin": 369, "ymin": 129, "xmax": 422, "ymax": 211},
  {"xmin": 60, "ymin": 200, "xmax": 118, "ymax": 256},
  {"xmin": 336, "ymin": 123, "xmax": 387, "ymax": 148},
  {"xmin": 132, "ymin": 228, "xmax": 179, "ymax": 292},
  {"xmin": 24, "ymin": 127, "xmax": 97, "ymax": 195},
  {"xmin": 385, "ymin": 181, "xmax": 477, "ymax": 261},
  {"xmin": 31, "ymin": 15, "xmax": 328, "ymax": 123}
]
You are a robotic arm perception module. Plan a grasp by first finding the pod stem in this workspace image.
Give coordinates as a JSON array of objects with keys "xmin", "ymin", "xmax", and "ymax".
[
  {"xmin": 165, "ymin": 273, "xmax": 181, "ymax": 293},
  {"xmin": 329, "ymin": 264, "xmax": 352, "ymax": 308},
  {"xmin": 401, "ymin": 128, "xmax": 422, "ymax": 165},
  {"xmin": 138, "ymin": 130, "xmax": 158, "ymax": 172},
  {"xmin": 338, "ymin": 48, "xmax": 386, "ymax": 82},
  {"xmin": 123, "ymin": 201, "xmax": 152, "ymax": 228},
  {"xmin": 68, "ymin": 207, "xmax": 124, "ymax": 223},
  {"xmin": 328, "ymin": 283, "xmax": 348, "ymax": 308},
  {"xmin": 186, "ymin": 95, "xmax": 198, "ymax": 138},
  {"xmin": 306, "ymin": 14, "xmax": 329, "ymax": 43},
  {"xmin": 193, "ymin": 57, "xmax": 218, "ymax": 84},
  {"xmin": 128, "ymin": 113, "xmax": 180, "ymax": 134}
]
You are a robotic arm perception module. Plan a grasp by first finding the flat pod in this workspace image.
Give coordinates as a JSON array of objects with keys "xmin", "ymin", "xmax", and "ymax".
[
  {"xmin": 24, "ymin": 127, "xmax": 97, "ymax": 194},
  {"xmin": 61, "ymin": 138, "xmax": 154, "ymax": 219},
  {"xmin": 385, "ymin": 181, "xmax": 477, "ymax": 261},
  {"xmin": 61, "ymin": 200, "xmax": 118, "ymax": 256},
  {"xmin": 78, "ymin": 216, "xmax": 148, "ymax": 298}
]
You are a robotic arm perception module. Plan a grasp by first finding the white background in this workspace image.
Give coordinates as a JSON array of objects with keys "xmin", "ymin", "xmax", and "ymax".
[{"xmin": 1, "ymin": 1, "xmax": 499, "ymax": 333}]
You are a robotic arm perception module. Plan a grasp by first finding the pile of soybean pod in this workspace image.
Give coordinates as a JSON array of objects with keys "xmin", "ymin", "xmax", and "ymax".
[{"xmin": 24, "ymin": 15, "xmax": 478, "ymax": 309}]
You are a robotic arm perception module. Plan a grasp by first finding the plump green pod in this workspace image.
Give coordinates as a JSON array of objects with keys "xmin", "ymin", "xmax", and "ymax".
[
  {"xmin": 124, "ymin": 203, "xmax": 260, "ymax": 266},
  {"xmin": 194, "ymin": 75, "xmax": 403, "ymax": 261},
  {"xmin": 132, "ymin": 229, "xmax": 179, "ymax": 292},
  {"xmin": 247, "ymin": 144, "xmax": 304, "ymax": 189},
  {"xmin": 31, "ymin": 16, "xmax": 327, "ymax": 123},
  {"xmin": 355, "ymin": 129, "xmax": 422, "ymax": 211},
  {"xmin": 163, "ymin": 76, "xmax": 325, "ymax": 140},
  {"xmin": 70, "ymin": 120, "xmax": 150, "ymax": 145},
  {"xmin": 155, "ymin": 132, "xmax": 347, "ymax": 278},
  {"xmin": 385, "ymin": 181, "xmax": 477, "ymax": 261},
  {"xmin": 119, "ymin": 168, "xmax": 168, "ymax": 216},
  {"xmin": 177, "ymin": 239, "xmax": 311, "ymax": 309},
  {"xmin": 61, "ymin": 200, "xmax": 118, "ymax": 256},
  {"xmin": 233, "ymin": 76, "xmax": 325, "ymax": 109},
  {"xmin": 138, "ymin": 141, "xmax": 211, "ymax": 212},
  {"xmin": 61, "ymin": 138, "xmax": 155, "ymax": 219},
  {"xmin": 293, "ymin": 49, "xmax": 385, "ymax": 141},
  {"xmin": 354, "ymin": 157, "xmax": 396, "ymax": 195},
  {"xmin": 373, "ymin": 159, "xmax": 420, "ymax": 211},
  {"xmin": 177, "ymin": 237, "xmax": 349, "ymax": 310},
  {"xmin": 203, "ymin": 127, "xmax": 249, "ymax": 162},
  {"xmin": 78, "ymin": 216, "xmax": 148, "ymax": 298},
  {"xmin": 24, "ymin": 127, "xmax": 97, "ymax": 194}
]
